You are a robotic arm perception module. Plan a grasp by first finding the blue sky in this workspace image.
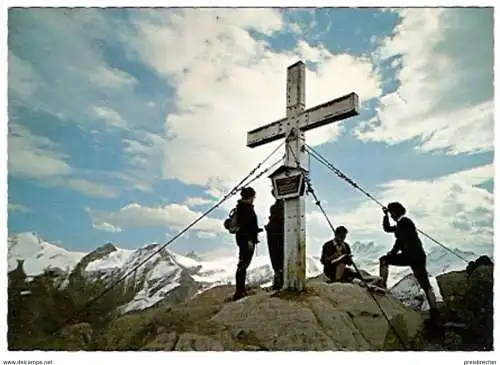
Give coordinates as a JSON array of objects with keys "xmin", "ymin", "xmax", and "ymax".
[{"xmin": 7, "ymin": 8, "xmax": 494, "ymax": 258}]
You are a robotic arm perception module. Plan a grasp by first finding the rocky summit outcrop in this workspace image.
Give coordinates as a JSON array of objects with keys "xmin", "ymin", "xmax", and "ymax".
[
  {"xmin": 51, "ymin": 280, "xmax": 424, "ymax": 351},
  {"xmin": 434, "ymin": 255, "xmax": 493, "ymax": 350}
]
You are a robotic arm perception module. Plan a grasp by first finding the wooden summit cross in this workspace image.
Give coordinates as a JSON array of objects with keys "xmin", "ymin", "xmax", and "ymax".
[{"xmin": 246, "ymin": 61, "xmax": 360, "ymax": 292}]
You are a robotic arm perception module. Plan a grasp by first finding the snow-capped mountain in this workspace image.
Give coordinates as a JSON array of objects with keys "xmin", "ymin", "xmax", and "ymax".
[
  {"xmin": 8, "ymin": 233, "xmax": 323, "ymax": 314},
  {"xmin": 8, "ymin": 232, "xmax": 486, "ymax": 315},
  {"xmin": 8, "ymin": 232, "xmax": 86, "ymax": 276}
]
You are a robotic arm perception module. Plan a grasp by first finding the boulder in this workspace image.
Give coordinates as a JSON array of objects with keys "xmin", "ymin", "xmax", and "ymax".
[
  {"xmin": 464, "ymin": 264, "xmax": 493, "ymax": 349},
  {"xmin": 436, "ymin": 271, "xmax": 469, "ymax": 320},
  {"xmin": 208, "ymin": 281, "xmax": 422, "ymax": 350},
  {"xmin": 436, "ymin": 256, "xmax": 493, "ymax": 350},
  {"xmin": 57, "ymin": 323, "xmax": 93, "ymax": 350},
  {"xmin": 111, "ymin": 281, "xmax": 425, "ymax": 351}
]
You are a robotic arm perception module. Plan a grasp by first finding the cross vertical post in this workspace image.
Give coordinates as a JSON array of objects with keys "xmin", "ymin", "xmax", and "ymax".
[
  {"xmin": 283, "ymin": 62, "xmax": 307, "ymax": 291},
  {"xmin": 246, "ymin": 60, "xmax": 359, "ymax": 293}
]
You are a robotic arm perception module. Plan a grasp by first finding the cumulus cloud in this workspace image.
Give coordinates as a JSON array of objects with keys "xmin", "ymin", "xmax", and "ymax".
[
  {"xmin": 8, "ymin": 51, "xmax": 41, "ymax": 102},
  {"xmin": 88, "ymin": 66, "xmax": 138, "ymax": 89},
  {"xmin": 122, "ymin": 131, "xmax": 167, "ymax": 177},
  {"xmin": 355, "ymin": 8, "xmax": 493, "ymax": 155},
  {"xmin": 86, "ymin": 202, "xmax": 225, "ymax": 233},
  {"xmin": 8, "ymin": 9, "xmax": 165, "ymax": 191},
  {"xmin": 124, "ymin": 8, "xmax": 382, "ymax": 222},
  {"xmin": 197, "ymin": 231, "xmax": 217, "ymax": 239},
  {"xmin": 8, "ymin": 203, "xmax": 31, "ymax": 213},
  {"xmin": 93, "ymin": 221, "xmax": 122, "ymax": 233},
  {"xmin": 8, "ymin": 123, "xmax": 72, "ymax": 179},
  {"xmin": 184, "ymin": 197, "xmax": 215, "ymax": 207},
  {"xmin": 8, "ymin": 122, "xmax": 119, "ymax": 198},
  {"xmin": 8, "ymin": 9, "xmax": 161, "ymax": 139},
  {"xmin": 93, "ymin": 106, "xmax": 128, "ymax": 130},
  {"xmin": 64, "ymin": 179, "xmax": 118, "ymax": 198}
]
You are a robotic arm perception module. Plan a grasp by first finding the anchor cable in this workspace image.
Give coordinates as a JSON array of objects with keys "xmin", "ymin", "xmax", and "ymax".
[
  {"xmin": 305, "ymin": 177, "xmax": 409, "ymax": 350},
  {"xmin": 283, "ymin": 140, "xmax": 409, "ymax": 349},
  {"xmin": 52, "ymin": 140, "xmax": 286, "ymax": 333},
  {"xmin": 304, "ymin": 144, "xmax": 469, "ymax": 264}
]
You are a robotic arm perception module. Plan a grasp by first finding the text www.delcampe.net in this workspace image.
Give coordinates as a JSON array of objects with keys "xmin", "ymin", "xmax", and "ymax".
[
  {"xmin": 464, "ymin": 361, "xmax": 496, "ymax": 365},
  {"xmin": 2, "ymin": 361, "xmax": 53, "ymax": 365}
]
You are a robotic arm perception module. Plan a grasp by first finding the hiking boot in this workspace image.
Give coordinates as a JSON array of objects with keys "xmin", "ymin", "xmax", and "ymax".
[
  {"xmin": 430, "ymin": 308, "xmax": 443, "ymax": 325},
  {"xmin": 271, "ymin": 277, "xmax": 280, "ymax": 290},
  {"xmin": 233, "ymin": 291, "xmax": 246, "ymax": 301},
  {"xmin": 425, "ymin": 308, "xmax": 444, "ymax": 334}
]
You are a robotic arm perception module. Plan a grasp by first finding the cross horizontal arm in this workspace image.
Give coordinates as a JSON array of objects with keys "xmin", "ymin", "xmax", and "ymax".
[
  {"xmin": 246, "ymin": 117, "xmax": 288, "ymax": 148},
  {"xmin": 299, "ymin": 92, "xmax": 359, "ymax": 133},
  {"xmin": 247, "ymin": 92, "xmax": 359, "ymax": 148}
]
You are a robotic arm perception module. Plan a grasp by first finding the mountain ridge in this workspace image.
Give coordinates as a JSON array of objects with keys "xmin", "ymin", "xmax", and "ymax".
[{"xmin": 7, "ymin": 231, "xmax": 489, "ymax": 315}]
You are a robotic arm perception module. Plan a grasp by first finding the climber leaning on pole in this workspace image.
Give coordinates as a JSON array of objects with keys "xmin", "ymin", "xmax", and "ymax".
[{"xmin": 379, "ymin": 202, "xmax": 442, "ymax": 326}]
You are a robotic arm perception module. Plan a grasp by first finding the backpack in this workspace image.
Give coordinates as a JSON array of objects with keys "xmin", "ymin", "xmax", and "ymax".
[{"xmin": 223, "ymin": 207, "xmax": 240, "ymax": 234}]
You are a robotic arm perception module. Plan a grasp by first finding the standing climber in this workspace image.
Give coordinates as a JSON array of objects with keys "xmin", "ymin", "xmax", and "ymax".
[
  {"xmin": 233, "ymin": 187, "xmax": 262, "ymax": 301},
  {"xmin": 265, "ymin": 190, "xmax": 284, "ymax": 290},
  {"xmin": 320, "ymin": 226, "xmax": 358, "ymax": 283},
  {"xmin": 378, "ymin": 202, "xmax": 441, "ymax": 324}
]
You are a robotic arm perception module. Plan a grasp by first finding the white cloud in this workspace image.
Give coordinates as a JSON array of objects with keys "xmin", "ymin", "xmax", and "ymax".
[
  {"xmin": 122, "ymin": 131, "xmax": 167, "ymax": 180},
  {"xmin": 8, "ymin": 123, "xmax": 72, "ymax": 179},
  {"xmin": 126, "ymin": 9, "xmax": 382, "ymax": 222},
  {"xmin": 88, "ymin": 66, "xmax": 138, "ymax": 89},
  {"xmin": 8, "ymin": 9, "xmax": 153, "ymax": 138},
  {"xmin": 8, "ymin": 122, "xmax": 120, "ymax": 198},
  {"xmin": 108, "ymin": 171, "xmax": 153, "ymax": 193},
  {"xmin": 93, "ymin": 222, "xmax": 122, "ymax": 233},
  {"xmin": 197, "ymin": 231, "xmax": 217, "ymax": 239},
  {"xmin": 64, "ymin": 179, "xmax": 118, "ymax": 198},
  {"xmin": 8, "ymin": 203, "xmax": 31, "ymax": 213},
  {"xmin": 356, "ymin": 8, "xmax": 494, "ymax": 155},
  {"xmin": 306, "ymin": 163, "xmax": 493, "ymax": 255},
  {"xmin": 86, "ymin": 202, "xmax": 225, "ymax": 233},
  {"xmin": 295, "ymin": 40, "xmax": 330, "ymax": 62},
  {"xmin": 184, "ymin": 197, "xmax": 214, "ymax": 207},
  {"xmin": 93, "ymin": 106, "xmax": 128, "ymax": 129},
  {"xmin": 8, "ymin": 51, "xmax": 41, "ymax": 101}
]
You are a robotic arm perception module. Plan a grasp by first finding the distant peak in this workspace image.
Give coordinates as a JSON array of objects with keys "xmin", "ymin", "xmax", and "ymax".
[
  {"xmin": 78, "ymin": 242, "xmax": 118, "ymax": 269},
  {"xmin": 95, "ymin": 242, "xmax": 118, "ymax": 254},
  {"xmin": 185, "ymin": 250, "xmax": 202, "ymax": 261},
  {"xmin": 142, "ymin": 243, "xmax": 160, "ymax": 251}
]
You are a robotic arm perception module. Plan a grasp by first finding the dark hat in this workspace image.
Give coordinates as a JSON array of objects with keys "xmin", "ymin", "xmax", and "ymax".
[
  {"xmin": 335, "ymin": 226, "xmax": 348, "ymax": 235},
  {"xmin": 387, "ymin": 202, "xmax": 406, "ymax": 216},
  {"xmin": 241, "ymin": 186, "xmax": 256, "ymax": 199}
]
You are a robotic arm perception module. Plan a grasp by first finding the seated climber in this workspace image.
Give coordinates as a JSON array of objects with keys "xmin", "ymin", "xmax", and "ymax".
[{"xmin": 320, "ymin": 226, "xmax": 359, "ymax": 283}]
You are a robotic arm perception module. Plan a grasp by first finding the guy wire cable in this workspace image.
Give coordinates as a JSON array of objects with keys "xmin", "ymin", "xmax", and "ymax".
[
  {"xmin": 305, "ymin": 178, "xmax": 409, "ymax": 350},
  {"xmin": 304, "ymin": 144, "xmax": 469, "ymax": 264},
  {"xmin": 53, "ymin": 140, "xmax": 286, "ymax": 333}
]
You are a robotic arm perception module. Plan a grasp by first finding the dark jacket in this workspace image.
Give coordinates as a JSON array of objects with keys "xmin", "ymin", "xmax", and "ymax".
[
  {"xmin": 383, "ymin": 215, "xmax": 425, "ymax": 257},
  {"xmin": 320, "ymin": 239, "xmax": 352, "ymax": 267},
  {"xmin": 235, "ymin": 199, "xmax": 260, "ymax": 245},
  {"xmin": 265, "ymin": 199, "xmax": 284, "ymax": 235}
]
